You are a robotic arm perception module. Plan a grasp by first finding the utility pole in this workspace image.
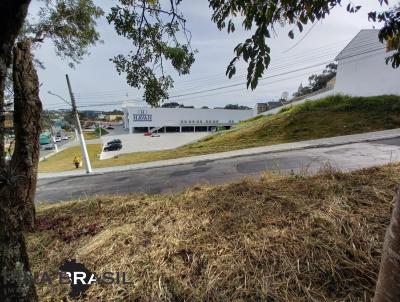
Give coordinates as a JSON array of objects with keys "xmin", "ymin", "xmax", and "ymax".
[{"xmin": 65, "ymin": 74, "xmax": 92, "ymax": 173}]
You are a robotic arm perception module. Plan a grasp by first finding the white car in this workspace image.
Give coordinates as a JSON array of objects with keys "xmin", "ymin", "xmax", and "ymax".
[
  {"xmin": 151, "ymin": 132, "xmax": 160, "ymax": 137},
  {"xmin": 55, "ymin": 137, "xmax": 62, "ymax": 142},
  {"xmin": 62, "ymin": 136, "xmax": 69, "ymax": 140}
]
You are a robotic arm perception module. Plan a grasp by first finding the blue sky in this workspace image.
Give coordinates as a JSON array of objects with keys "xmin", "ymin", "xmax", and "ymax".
[{"xmin": 31, "ymin": 0, "xmax": 387, "ymax": 111}]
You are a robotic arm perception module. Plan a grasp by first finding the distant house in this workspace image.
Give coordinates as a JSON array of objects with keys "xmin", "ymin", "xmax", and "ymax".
[
  {"xmin": 105, "ymin": 114, "xmax": 123, "ymax": 122},
  {"xmin": 255, "ymin": 100, "xmax": 288, "ymax": 114},
  {"xmin": 334, "ymin": 29, "xmax": 400, "ymax": 96}
]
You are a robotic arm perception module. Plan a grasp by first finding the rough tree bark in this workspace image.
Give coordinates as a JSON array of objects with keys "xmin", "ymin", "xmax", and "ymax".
[
  {"xmin": 0, "ymin": 40, "xmax": 40, "ymax": 301},
  {"xmin": 0, "ymin": 0, "xmax": 31, "ymax": 168},
  {"xmin": 12, "ymin": 40, "xmax": 42, "ymax": 229},
  {"xmin": 0, "ymin": 1, "xmax": 38, "ymax": 301},
  {"xmin": 374, "ymin": 188, "xmax": 400, "ymax": 302}
]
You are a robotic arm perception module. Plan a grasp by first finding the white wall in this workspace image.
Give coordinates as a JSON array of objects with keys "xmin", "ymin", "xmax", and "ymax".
[
  {"xmin": 124, "ymin": 107, "xmax": 254, "ymax": 130},
  {"xmin": 334, "ymin": 49, "xmax": 400, "ymax": 96},
  {"xmin": 334, "ymin": 29, "xmax": 400, "ymax": 96}
]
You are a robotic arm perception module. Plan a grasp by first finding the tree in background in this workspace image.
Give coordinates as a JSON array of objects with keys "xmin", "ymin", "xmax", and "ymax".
[
  {"xmin": 224, "ymin": 104, "xmax": 251, "ymax": 110},
  {"xmin": 280, "ymin": 91, "xmax": 289, "ymax": 103},
  {"xmin": 161, "ymin": 102, "xmax": 182, "ymax": 108},
  {"xmin": 293, "ymin": 63, "xmax": 337, "ymax": 98}
]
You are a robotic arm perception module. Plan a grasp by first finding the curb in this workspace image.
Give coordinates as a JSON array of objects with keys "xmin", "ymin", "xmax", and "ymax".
[{"xmin": 38, "ymin": 129, "xmax": 400, "ymax": 180}]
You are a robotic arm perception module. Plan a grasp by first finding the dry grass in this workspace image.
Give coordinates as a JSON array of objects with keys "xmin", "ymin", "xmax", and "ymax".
[
  {"xmin": 28, "ymin": 164, "xmax": 398, "ymax": 301},
  {"xmin": 39, "ymin": 95, "xmax": 400, "ymax": 173},
  {"xmin": 83, "ymin": 128, "xmax": 109, "ymax": 141},
  {"xmin": 39, "ymin": 144, "xmax": 102, "ymax": 172}
]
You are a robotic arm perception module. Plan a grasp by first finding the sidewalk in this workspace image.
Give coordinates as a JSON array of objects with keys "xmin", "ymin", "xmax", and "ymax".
[{"xmin": 38, "ymin": 128, "xmax": 400, "ymax": 179}]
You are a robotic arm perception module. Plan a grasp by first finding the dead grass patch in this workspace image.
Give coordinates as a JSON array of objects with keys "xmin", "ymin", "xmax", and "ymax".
[{"xmin": 28, "ymin": 164, "xmax": 399, "ymax": 301}]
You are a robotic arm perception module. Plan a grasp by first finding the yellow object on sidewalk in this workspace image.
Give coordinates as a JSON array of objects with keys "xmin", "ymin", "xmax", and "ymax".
[{"xmin": 72, "ymin": 156, "xmax": 82, "ymax": 168}]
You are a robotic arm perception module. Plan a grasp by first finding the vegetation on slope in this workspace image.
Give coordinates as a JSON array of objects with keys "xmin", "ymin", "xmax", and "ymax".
[
  {"xmin": 190, "ymin": 94, "xmax": 400, "ymax": 152},
  {"xmin": 29, "ymin": 164, "xmax": 397, "ymax": 301},
  {"xmin": 83, "ymin": 127, "xmax": 108, "ymax": 140},
  {"xmin": 39, "ymin": 95, "xmax": 400, "ymax": 172}
]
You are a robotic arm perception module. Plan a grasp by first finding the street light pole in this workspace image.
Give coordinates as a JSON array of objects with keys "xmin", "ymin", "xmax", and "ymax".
[{"xmin": 65, "ymin": 74, "xmax": 92, "ymax": 173}]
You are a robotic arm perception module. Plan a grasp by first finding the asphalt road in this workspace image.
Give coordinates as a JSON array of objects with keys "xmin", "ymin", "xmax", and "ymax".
[
  {"xmin": 35, "ymin": 137, "xmax": 400, "ymax": 203},
  {"xmin": 40, "ymin": 138, "xmax": 71, "ymax": 158}
]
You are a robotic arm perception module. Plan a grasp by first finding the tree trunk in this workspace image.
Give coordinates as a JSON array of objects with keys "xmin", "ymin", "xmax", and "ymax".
[
  {"xmin": 0, "ymin": 40, "xmax": 40, "ymax": 302},
  {"xmin": 0, "ymin": 0, "xmax": 32, "ymax": 168},
  {"xmin": 374, "ymin": 188, "xmax": 400, "ymax": 301},
  {"xmin": 11, "ymin": 40, "xmax": 42, "ymax": 229}
]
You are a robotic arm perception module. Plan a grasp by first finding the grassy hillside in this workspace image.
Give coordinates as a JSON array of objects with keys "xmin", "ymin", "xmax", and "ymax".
[
  {"xmin": 83, "ymin": 127, "xmax": 109, "ymax": 140},
  {"xmin": 39, "ymin": 95, "xmax": 400, "ymax": 172},
  {"xmin": 188, "ymin": 94, "xmax": 400, "ymax": 152},
  {"xmin": 29, "ymin": 164, "xmax": 398, "ymax": 301}
]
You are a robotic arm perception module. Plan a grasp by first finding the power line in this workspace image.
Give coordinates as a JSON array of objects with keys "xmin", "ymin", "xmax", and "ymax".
[
  {"xmin": 73, "ymin": 37, "xmax": 379, "ymax": 100},
  {"xmin": 72, "ymin": 39, "xmax": 353, "ymax": 97},
  {"xmin": 282, "ymin": 22, "xmax": 319, "ymax": 54},
  {"xmin": 45, "ymin": 43, "xmax": 386, "ymax": 109},
  {"xmin": 168, "ymin": 46, "xmax": 384, "ymax": 100}
]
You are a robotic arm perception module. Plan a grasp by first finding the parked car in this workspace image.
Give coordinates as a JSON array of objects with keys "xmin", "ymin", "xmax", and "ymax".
[
  {"xmin": 144, "ymin": 131, "xmax": 152, "ymax": 136},
  {"xmin": 107, "ymin": 139, "xmax": 122, "ymax": 145},
  {"xmin": 151, "ymin": 132, "xmax": 160, "ymax": 137},
  {"xmin": 55, "ymin": 137, "xmax": 62, "ymax": 142},
  {"xmin": 44, "ymin": 144, "xmax": 54, "ymax": 150},
  {"xmin": 106, "ymin": 126, "xmax": 114, "ymax": 130},
  {"xmin": 62, "ymin": 136, "xmax": 69, "ymax": 140},
  {"xmin": 103, "ymin": 143, "xmax": 122, "ymax": 151}
]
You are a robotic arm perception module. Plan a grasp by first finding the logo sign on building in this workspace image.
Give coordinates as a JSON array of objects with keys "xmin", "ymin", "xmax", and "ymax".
[{"xmin": 133, "ymin": 109, "xmax": 152, "ymax": 122}]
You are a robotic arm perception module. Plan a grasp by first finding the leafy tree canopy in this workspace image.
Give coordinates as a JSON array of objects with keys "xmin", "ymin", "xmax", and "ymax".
[
  {"xmin": 107, "ymin": 0, "xmax": 196, "ymax": 107},
  {"xmin": 106, "ymin": 1, "xmax": 399, "ymax": 107},
  {"xmin": 293, "ymin": 63, "xmax": 337, "ymax": 98},
  {"xmin": 4, "ymin": 0, "xmax": 103, "ymax": 105},
  {"xmin": 23, "ymin": 0, "xmax": 104, "ymax": 67},
  {"xmin": 208, "ymin": 0, "xmax": 400, "ymax": 89},
  {"xmin": 224, "ymin": 104, "xmax": 251, "ymax": 110}
]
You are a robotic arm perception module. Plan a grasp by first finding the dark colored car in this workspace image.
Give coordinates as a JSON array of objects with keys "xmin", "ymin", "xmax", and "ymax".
[
  {"xmin": 106, "ymin": 126, "xmax": 114, "ymax": 130},
  {"xmin": 107, "ymin": 139, "xmax": 122, "ymax": 145},
  {"xmin": 103, "ymin": 143, "xmax": 122, "ymax": 152}
]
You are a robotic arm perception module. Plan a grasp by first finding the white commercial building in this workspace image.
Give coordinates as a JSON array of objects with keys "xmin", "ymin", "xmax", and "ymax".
[
  {"xmin": 334, "ymin": 29, "xmax": 400, "ymax": 96},
  {"xmin": 123, "ymin": 106, "xmax": 254, "ymax": 133}
]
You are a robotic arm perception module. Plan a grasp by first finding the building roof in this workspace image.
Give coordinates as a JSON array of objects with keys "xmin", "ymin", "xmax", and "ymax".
[{"xmin": 335, "ymin": 29, "xmax": 383, "ymax": 61}]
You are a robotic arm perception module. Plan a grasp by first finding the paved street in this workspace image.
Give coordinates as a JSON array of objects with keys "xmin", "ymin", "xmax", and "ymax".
[
  {"xmin": 36, "ymin": 137, "xmax": 400, "ymax": 203},
  {"xmin": 40, "ymin": 138, "xmax": 71, "ymax": 158}
]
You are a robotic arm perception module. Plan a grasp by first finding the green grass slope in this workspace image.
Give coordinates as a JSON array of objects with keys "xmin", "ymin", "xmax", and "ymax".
[{"xmin": 187, "ymin": 94, "xmax": 400, "ymax": 153}]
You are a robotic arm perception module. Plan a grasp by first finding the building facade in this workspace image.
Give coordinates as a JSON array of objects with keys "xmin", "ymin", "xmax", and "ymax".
[
  {"xmin": 334, "ymin": 29, "xmax": 400, "ymax": 96},
  {"xmin": 123, "ymin": 106, "xmax": 254, "ymax": 133}
]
